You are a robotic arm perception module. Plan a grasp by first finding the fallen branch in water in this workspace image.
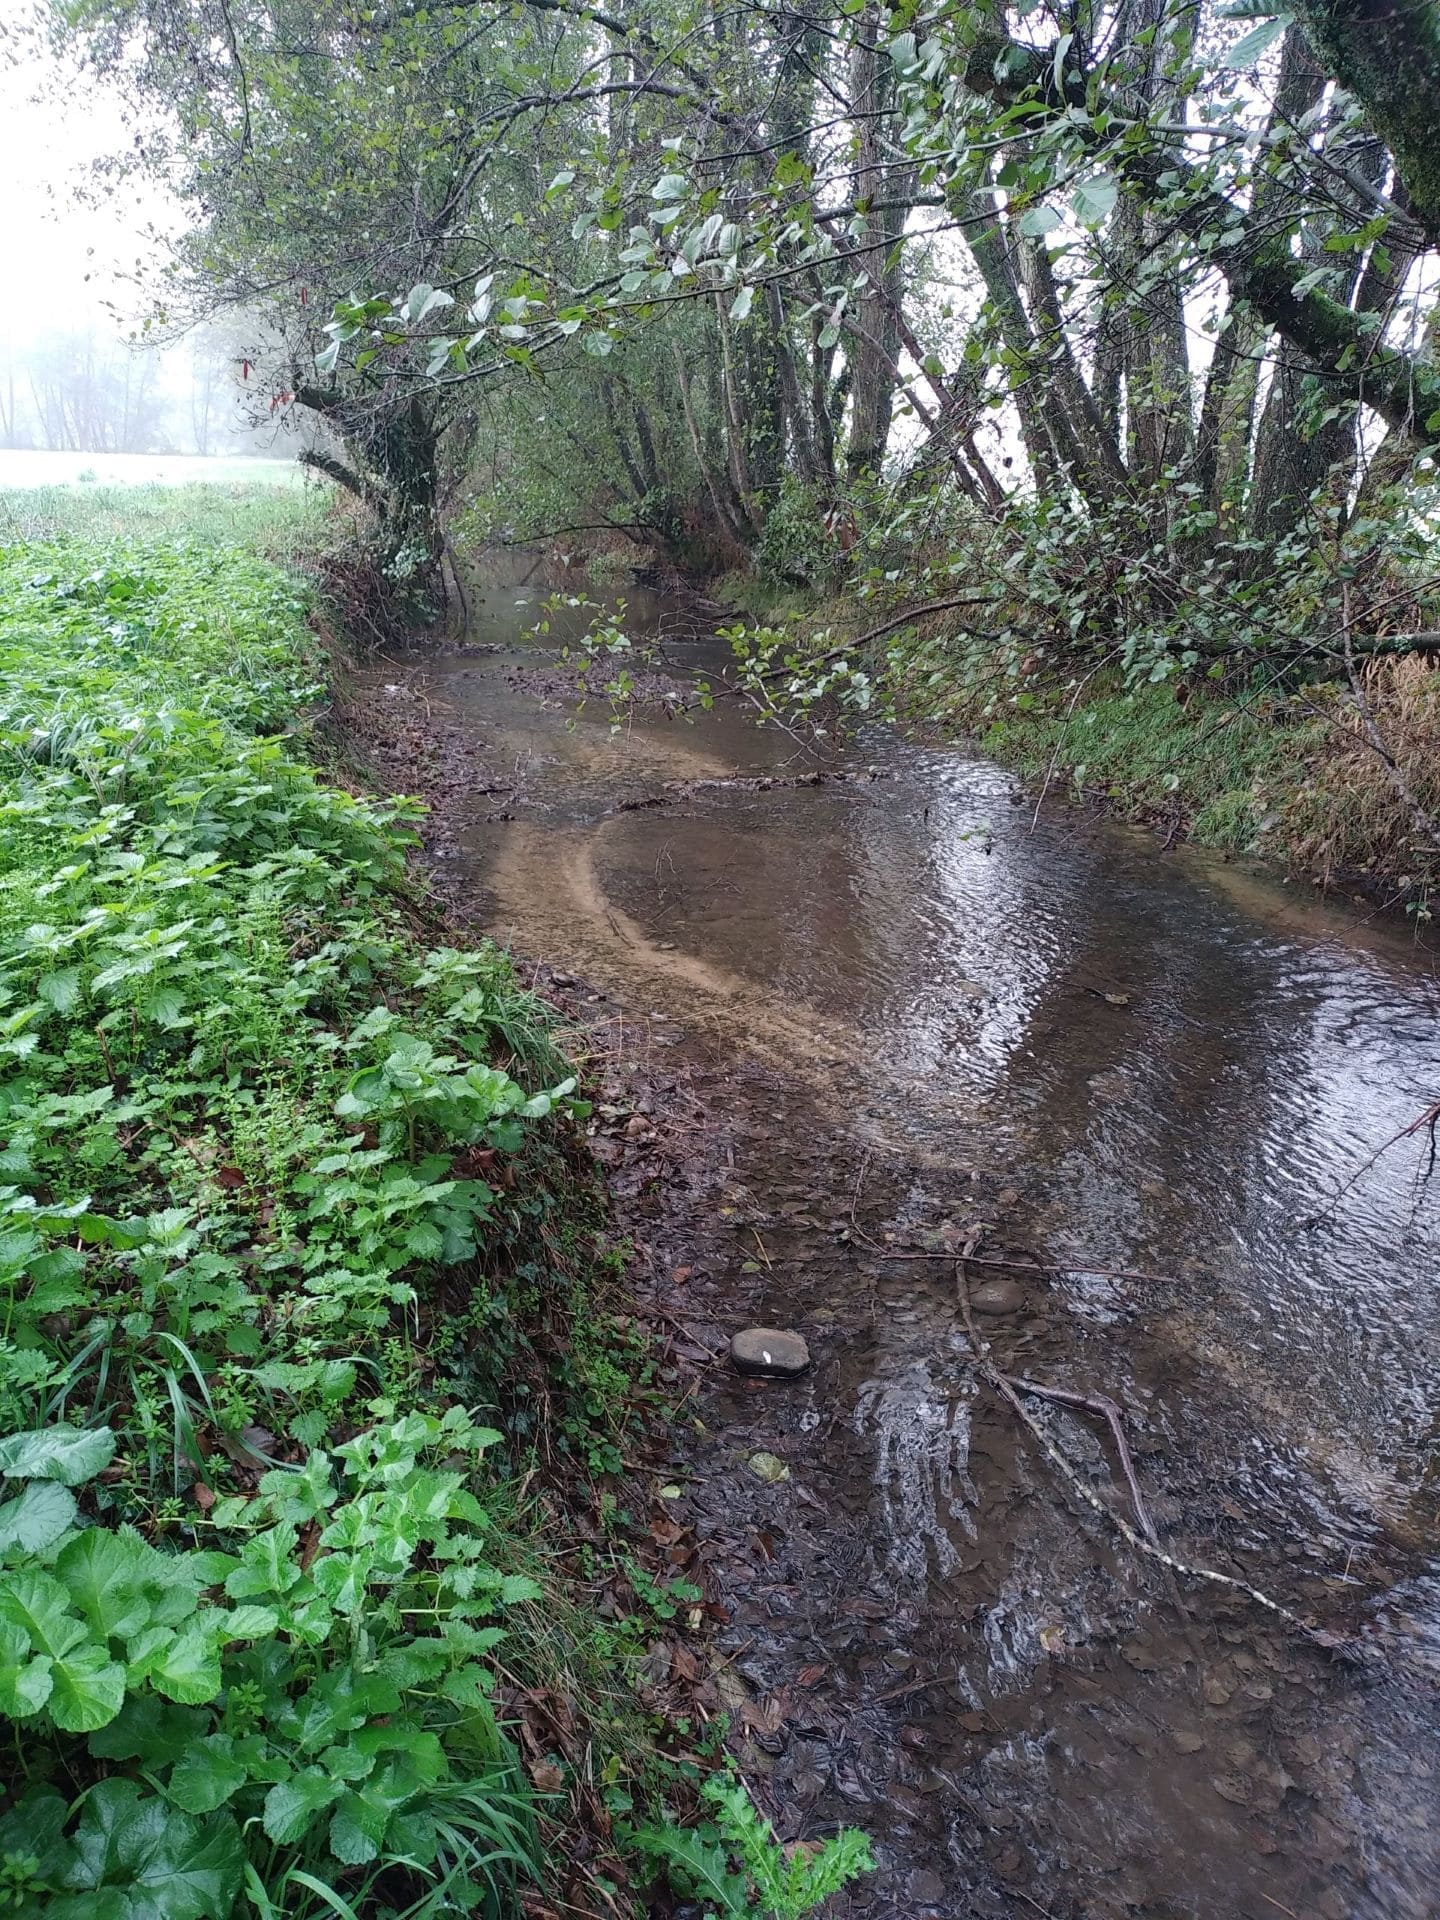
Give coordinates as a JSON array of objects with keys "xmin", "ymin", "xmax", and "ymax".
[
  {"xmin": 880, "ymin": 1247, "xmax": 1187, "ymax": 1288},
  {"xmin": 953, "ymin": 1256, "xmax": 1356, "ymax": 1655},
  {"xmin": 1006, "ymin": 1376, "xmax": 1159, "ymax": 1548},
  {"xmin": 1302, "ymin": 1097, "xmax": 1440, "ymax": 1227},
  {"xmin": 612, "ymin": 768, "xmax": 893, "ymax": 813}
]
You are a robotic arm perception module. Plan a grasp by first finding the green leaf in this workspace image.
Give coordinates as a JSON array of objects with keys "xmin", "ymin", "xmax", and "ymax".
[
  {"xmin": 89, "ymin": 1695, "xmax": 209, "ymax": 1765},
  {"xmin": 1019, "ymin": 205, "xmax": 1062, "ymax": 237},
  {"xmin": 56, "ymin": 1528, "xmax": 154, "ymax": 1639},
  {"xmin": 167, "ymin": 1735, "xmax": 250, "ymax": 1815},
  {"xmin": 221, "ymin": 1604, "xmax": 279, "ymax": 1640},
  {"xmin": 37, "ymin": 968, "xmax": 81, "ymax": 1014},
  {"xmin": 263, "ymin": 1769, "xmax": 344, "ymax": 1844},
  {"xmin": 48, "ymin": 1644, "xmax": 126, "ymax": 1731},
  {"xmin": 146, "ymin": 1616, "xmax": 223, "ymax": 1706},
  {"xmin": 1222, "ymin": 14, "xmax": 1290, "ymax": 66},
  {"xmin": 60, "ymin": 1779, "xmax": 243, "ymax": 1920},
  {"xmin": 0, "ymin": 1569, "xmax": 87, "ymax": 1657},
  {"xmin": 730, "ymin": 285, "xmax": 754, "ymax": 323},
  {"xmin": 0, "ymin": 1423, "xmax": 116, "ymax": 1485},
  {"xmin": 1072, "ymin": 173, "xmax": 1118, "ymax": 227},
  {"xmin": 0, "ymin": 1622, "xmax": 53, "ymax": 1718},
  {"xmin": 0, "ymin": 1479, "xmax": 77, "ymax": 1555},
  {"xmin": 328, "ymin": 1790, "xmax": 389, "ymax": 1867}
]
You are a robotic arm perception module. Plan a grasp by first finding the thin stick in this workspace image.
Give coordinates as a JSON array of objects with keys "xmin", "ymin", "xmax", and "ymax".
[
  {"xmin": 954, "ymin": 1261, "xmax": 1339, "ymax": 1650},
  {"xmin": 880, "ymin": 1248, "xmax": 1186, "ymax": 1287},
  {"xmin": 1009, "ymin": 1377, "xmax": 1159, "ymax": 1547},
  {"xmin": 1302, "ymin": 1098, "xmax": 1440, "ymax": 1226}
]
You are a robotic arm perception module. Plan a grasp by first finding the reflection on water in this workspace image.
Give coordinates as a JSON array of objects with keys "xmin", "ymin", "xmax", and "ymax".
[{"xmin": 402, "ymin": 558, "xmax": 1440, "ymax": 1917}]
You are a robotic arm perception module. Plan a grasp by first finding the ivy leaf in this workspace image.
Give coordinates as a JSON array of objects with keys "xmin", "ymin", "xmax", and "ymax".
[
  {"xmin": 0, "ymin": 1622, "xmax": 53, "ymax": 1718},
  {"xmin": 263, "ymin": 1768, "xmax": 345, "ymax": 1844},
  {"xmin": 0, "ymin": 1479, "xmax": 77, "ymax": 1555},
  {"xmin": 48, "ymin": 1643, "xmax": 127, "ymax": 1731},
  {"xmin": 167, "ymin": 1734, "xmax": 249, "ymax": 1814},
  {"xmin": 0, "ymin": 1424, "xmax": 116, "ymax": 1486}
]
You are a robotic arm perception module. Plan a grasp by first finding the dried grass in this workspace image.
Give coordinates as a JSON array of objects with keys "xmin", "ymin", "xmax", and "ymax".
[{"xmin": 1285, "ymin": 654, "xmax": 1440, "ymax": 900}]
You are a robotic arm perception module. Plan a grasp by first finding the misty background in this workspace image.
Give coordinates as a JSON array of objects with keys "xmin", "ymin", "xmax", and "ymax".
[{"xmin": 0, "ymin": 31, "xmax": 294, "ymax": 466}]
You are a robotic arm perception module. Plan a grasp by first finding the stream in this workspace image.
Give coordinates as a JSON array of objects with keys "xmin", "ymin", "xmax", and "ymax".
[{"xmin": 384, "ymin": 558, "xmax": 1440, "ymax": 1919}]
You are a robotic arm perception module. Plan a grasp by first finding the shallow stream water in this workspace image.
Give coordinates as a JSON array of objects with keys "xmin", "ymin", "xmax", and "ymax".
[{"xmin": 393, "ymin": 560, "xmax": 1440, "ymax": 1919}]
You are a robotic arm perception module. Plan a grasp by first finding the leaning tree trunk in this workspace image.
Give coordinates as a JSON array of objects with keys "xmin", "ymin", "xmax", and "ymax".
[{"xmin": 1290, "ymin": 0, "xmax": 1440, "ymax": 250}]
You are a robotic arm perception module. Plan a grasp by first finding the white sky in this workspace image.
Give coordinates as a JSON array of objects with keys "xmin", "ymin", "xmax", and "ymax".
[{"xmin": 0, "ymin": 13, "xmax": 179, "ymax": 347}]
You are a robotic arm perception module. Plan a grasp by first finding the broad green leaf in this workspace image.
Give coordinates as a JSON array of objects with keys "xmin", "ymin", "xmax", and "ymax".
[
  {"xmin": 0, "ymin": 1622, "xmax": 52, "ymax": 1718},
  {"xmin": 263, "ymin": 1769, "xmax": 344, "ymax": 1844},
  {"xmin": 167, "ymin": 1734, "xmax": 249, "ymax": 1814},
  {"xmin": 1072, "ymin": 173, "xmax": 1118, "ymax": 227},
  {"xmin": 37, "ymin": 968, "xmax": 81, "ymax": 1013},
  {"xmin": 328, "ymin": 1790, "xmax": 389, "ymax": 1866},
  {"xmin": 221, "ymin": 1604, "xmax": 279, "ymax": 1640},
  {"xmin": 56, "ymin": 1527, "xmax": 154, "ymax": 1639},
  {"xmin": 730, "ymin": 285, "xmax": 754, "ymax": 323},
  {"xmin": 0, "ymin": 1479, "xmax": 77, "ymax": 1555},
  {"xmin": 60, "ymin": 1778, "xmax": 243, "ymax": 1919},
  {"xmin": 1019, "ymin": 205, "xmax": 1062, "ymax": 237},
  {"xmin": 146, "ymin": 1616, "xmax": 223, "ymax": 1705},
  {"xmin": 48, "ymin": 1643, "xmax": 126, "ymax": 1731},
  {"xmin": 0, "ymin": 1569, "xmax": 87, "ymax": 1657},
  {"xmin": 0, "ymin": 1423, "xmax": 116, "ymax": 1485},
  {"xmin": 89, "ymin": 1694, "xmax": 209, "ymax": 1765}
]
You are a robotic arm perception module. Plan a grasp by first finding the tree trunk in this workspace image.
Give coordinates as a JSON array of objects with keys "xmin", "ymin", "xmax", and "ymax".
[{"xmin": 1290, "ymin": 0, "xmax": 1440, "ymax": 249}]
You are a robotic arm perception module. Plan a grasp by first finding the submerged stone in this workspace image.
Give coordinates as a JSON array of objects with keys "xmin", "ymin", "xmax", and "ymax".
[
  {"xmin": 731, "ymin": 1327, "xmax": 811, "ymax": 1377},
  {"xmin": 969, "ymin": 1278, "xmax": 1027, "ymax": 1316}
]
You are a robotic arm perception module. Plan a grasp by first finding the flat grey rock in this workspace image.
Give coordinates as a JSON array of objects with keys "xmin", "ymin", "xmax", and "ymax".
[{"xmin": 730, "ymin": 1327, "xmax": 811, "ymax": 1378}]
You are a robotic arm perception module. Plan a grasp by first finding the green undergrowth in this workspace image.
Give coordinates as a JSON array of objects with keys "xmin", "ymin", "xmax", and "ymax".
[
  {"xmin": 0, "ymin": 526, "xmax": 874, "ymax": 1919},
  {"xmin": 970, "ymin": 675, "xmax": 1309, "ymax": 854}
]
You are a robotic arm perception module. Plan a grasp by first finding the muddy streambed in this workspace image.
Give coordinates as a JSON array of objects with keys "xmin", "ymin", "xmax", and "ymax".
[{"xmin": 378, "ymin": 560, "xmax": 1440, "ymax": 1918}]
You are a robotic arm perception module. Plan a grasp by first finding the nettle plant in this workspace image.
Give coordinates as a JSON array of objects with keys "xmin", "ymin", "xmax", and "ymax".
[{"xmin": 0, "ymin": 1406, "xmax": 543, "ymax": 1919}]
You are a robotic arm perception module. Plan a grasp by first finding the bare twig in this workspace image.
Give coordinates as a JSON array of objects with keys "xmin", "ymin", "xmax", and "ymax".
[
  {"xmin": 954, "ymin": 1259, "xmax": 1343, "ymax": 1651},
  {"xmin": 1007, "ymin": 1377, "xmax": 1159, "ymax": 1547}
]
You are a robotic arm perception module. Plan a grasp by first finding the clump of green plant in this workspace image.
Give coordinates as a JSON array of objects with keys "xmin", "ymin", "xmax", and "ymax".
[{"xmin": 630, "ymin": 1776, "xmax": 874, "ymax": 1918}]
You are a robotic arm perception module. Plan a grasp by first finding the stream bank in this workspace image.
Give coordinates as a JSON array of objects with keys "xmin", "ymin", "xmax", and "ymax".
[
  {"xmin": 712, "ymin": 572, "xmax": 1440, "ymax": 917},
  {"xmin": 351, "ymin": 553, "xmax": 1440, "ymax": 1920}
]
